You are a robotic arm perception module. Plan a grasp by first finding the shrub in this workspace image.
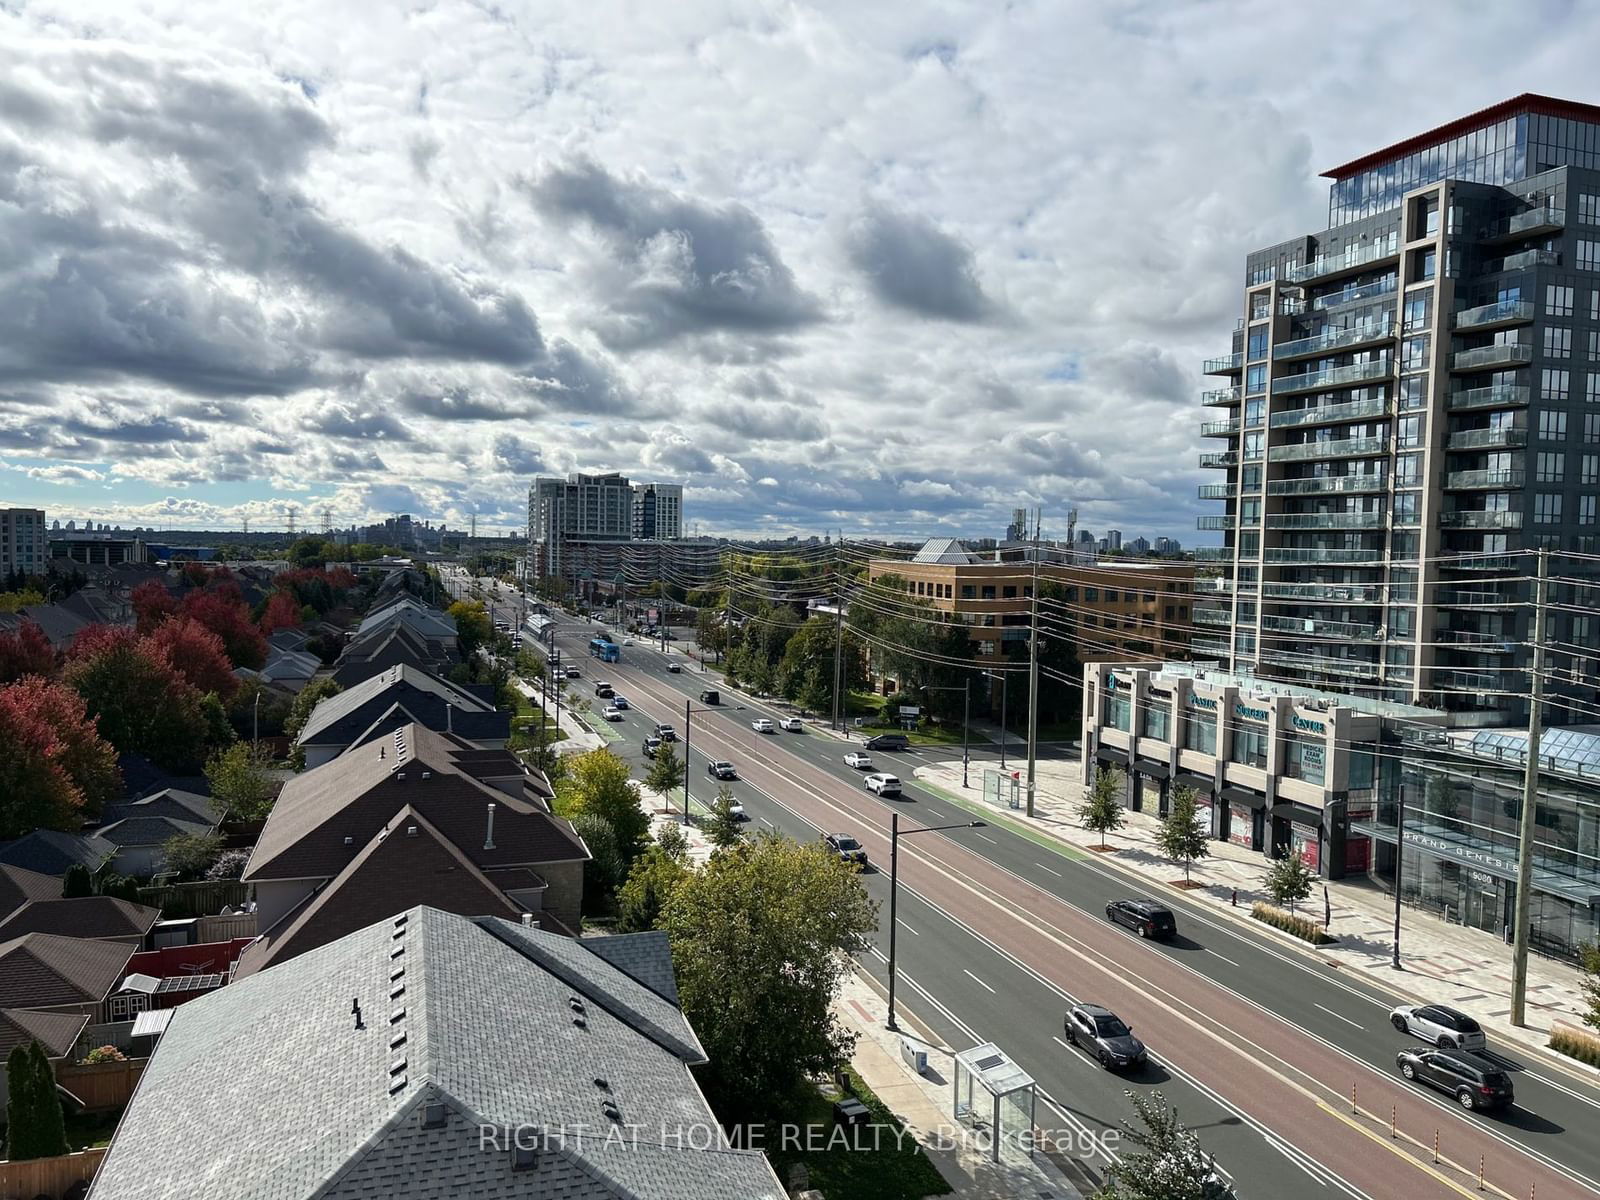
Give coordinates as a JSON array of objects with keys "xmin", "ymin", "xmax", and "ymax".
[
  {"xmin": 205, "ymin": 849, "xmax": 251, "ymax": 881},
  {"xmin": 1250, "ymin": 901, "xmax": 1336, "ymax": 946},
  {"xmin": 80, "ymin": 1045, "xmax": 127, "ymax": 1066},
  {"xmin": 1550, "ymin": 1025, "xmax": 1600, "ymax": 1068}
]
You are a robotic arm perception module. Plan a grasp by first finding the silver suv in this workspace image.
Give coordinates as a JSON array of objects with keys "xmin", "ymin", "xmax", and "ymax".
[{"xmin": 1389, "ymin": 1004, "xmax": 1485, "ymax": 1051}]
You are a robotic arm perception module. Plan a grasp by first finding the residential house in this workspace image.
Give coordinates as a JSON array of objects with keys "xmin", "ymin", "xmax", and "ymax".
[
  {"xmin": 0, "ymin": 829, "xmax": 116, "ymax": 878},
  {"xmin": 96, "ymin": 802, "xmax": 222, "ymax": 878},
  {"xmin": 295, "ymin": 664, "xmax": 509, "ymax": 768},
  {"xmin": 0, "ymin": 932, "xmax": 135, "ymax": 1028},
  {"xmin": 242, "ymin": 722, "xmax": 587, "ymax": 938},
  {"xmin": 0, "ymin": 865, "xmax": 159, "ymax": 945},
  {"xmin": 88, "ymin": 906, "xmax": 784, "ymax": 1200},
  {"xmin": 0, "ymin": 1008, "xmax": 88, "ymax": 1119},
  {"xmin": 330, "ymin": 620, "xmax": 459, "ymax": 689},
  {"xmin": 354, "ymin": 596, "xmax": 459, "ymax": 650},
  {"xmin": 237, "ymin": 643, "xmax": 321, "ymax": 694}
]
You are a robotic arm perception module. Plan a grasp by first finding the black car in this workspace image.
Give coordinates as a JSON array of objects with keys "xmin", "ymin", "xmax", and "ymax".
[
  {"xmin": 1064, "ymin": 1004, "xmax": 1147, "ymax": 1070},
  {"xmin": 1106, "ymin": 899, "xmax": 1177, "ymax": 940},
  {"xmin": 594, "ymin": 683, "xmax": 614, "ymax": 698},
  {"xmin": 1395, "ymin": 1047, "xmax": 1514, "ymax": 1111},
  {"xmin": 699, "ymin": 689, "xmax": 720, "ymax": 705},
  {"xmin": 863, "ymin": 733, "xmax": 909, "ymax": 751},
  {"xmin": 824, "ymin": 834, "xmax": 868, "ymax": 867}
]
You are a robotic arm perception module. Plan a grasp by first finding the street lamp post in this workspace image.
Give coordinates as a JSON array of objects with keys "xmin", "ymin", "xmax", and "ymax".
[
  {"xmin": 982, "ymin": 670, "xmax": 1009, "ymax": 771},
  {"xmin": 925, "ymin": 682, "xmax": 971, "ymax": 788},
  {"xmin": 680, "ymin": 700, "xmax": 715, "ymax": 823},
  {"xmin": 887, "ymin": 813, "xmax": 987, "ymax": 1031}
]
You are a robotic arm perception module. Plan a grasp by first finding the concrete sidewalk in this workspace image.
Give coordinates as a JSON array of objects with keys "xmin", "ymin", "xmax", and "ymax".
[
  {"xmin": 911, "ymin": 751, "xmax": 1597, "ymax": 1076},
  {"xmin": 511, "ymin": 678, "xmax": 605, "ymax": 752}
]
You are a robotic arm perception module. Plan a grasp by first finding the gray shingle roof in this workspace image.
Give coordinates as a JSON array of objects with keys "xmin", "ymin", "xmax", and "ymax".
[
  {"xmin": 0, "ymin": 830, "xmax": 116, "ymax": 876},
  {"xmin": 96, "ymin": 814, "xmax": 215, "ymax": 848},
  {"xmin": 297, "ymin": 664, "xmax": 496, "ymax": 747},
  {"xmin": 100, "ymin": 787, "xmax": 217, "ymax": 828},
  {"xmin": 0, "ymin": 895, "xmax": 161, "ymax": 942},
  {"xmin": 582, "ymin": 931, "xmax": 681, "ymax": 1006},
  {"xmin": 0, "ymin": 932, "xmax": 134, "ymax": 1008},
  {"xmin": 88, "ymin": 906, "xmax": 782, "ymax": 1200}
]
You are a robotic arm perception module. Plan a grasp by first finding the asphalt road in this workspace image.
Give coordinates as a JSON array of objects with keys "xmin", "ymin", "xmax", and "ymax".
[{"xmin": 487, "ymin": 583, "xmax": 1600, "ymax": 1198}]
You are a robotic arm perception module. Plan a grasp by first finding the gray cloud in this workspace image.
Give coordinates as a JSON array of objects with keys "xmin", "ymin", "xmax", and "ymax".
[
  {"xmin": 698, "ymin": 401, "xmax": 828, "ymax": 443},
  {"xmin": 845, "ymin": 204, "xmax": 993, "ymax": 322}
]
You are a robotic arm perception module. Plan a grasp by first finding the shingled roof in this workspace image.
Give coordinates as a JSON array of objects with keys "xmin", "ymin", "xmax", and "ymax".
[
  {"xmin": 0, "ymin": 1006, "xmax": 88, "ymax": 1061},
  {"xmin": 88, "ymin": 907, "xmax": 783, "ymax": 1200},
  {"xmin": 296, "ymin": 664, "xmax": 507, "ymax": 752},
  {"xmin": 0, "ymin": 895, "xmax": 161, "ymax": 943},
  {"xmin": 0, "ymin": 932, "xmax": 134, "ymax": 1009},
  {"xmin": 0, "ymin": 830, "xmax": 116, "ymax": 877}
]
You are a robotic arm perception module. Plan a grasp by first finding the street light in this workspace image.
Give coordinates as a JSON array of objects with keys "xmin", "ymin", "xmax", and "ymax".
[
  {"xmin": 925, "ymin": 681, "xmax": 970, "ymax": 788},
  {"xmin": 981, "ymin": 670, "xmax": 1008, "ymax": 771},
  {"xmin": 681, "ymin": 699, "xmax": 717, "ymax": 823},
  {"xmin": 887, "ymin": 813, "xmax": 987, "ymax": 1031}
]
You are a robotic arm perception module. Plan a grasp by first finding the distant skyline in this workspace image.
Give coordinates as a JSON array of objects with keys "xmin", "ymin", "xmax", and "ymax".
[{"xmin": 4, "ymin": 2, "xmax": 1599, "ymax": 541}]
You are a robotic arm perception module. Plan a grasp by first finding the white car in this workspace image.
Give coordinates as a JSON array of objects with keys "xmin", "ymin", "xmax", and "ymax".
[
  {"xmin": 602, "ymin": 706, "xmax": 624, "ymax": 722},
  {"xmin": 624, "ymin": 637, "xmax": 636, "ymax": 646},
  {"xmin": 780, "ymin": 716, "xmax": 804, "ymax": 732},
  {"xmin": 751, "ymin": 718, "xmax": 776, "ymax": 733},
  {"xmin": 863, "ymin": 773, "xmax": 902, "ymax": 797},
  {"xmin": 1389, "ymin": 1004, "xmax": 1486, "ymax": 1050},
  {"xmin": 667, "ymin": 663, "xmax": 683, "ymax": 674},
  {"xmin": 843, "ymin": 751, "xmax": 873, "ymax": 770}
]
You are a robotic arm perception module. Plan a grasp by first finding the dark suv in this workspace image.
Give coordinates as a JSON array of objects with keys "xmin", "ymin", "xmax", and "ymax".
[
  {"xmin": 863, "ymin": 733, "xmax": 909, "ymax": 751},
  {"xmin": 1106, "ymin": 899, "xmax": 1177, "ymax": 940},
  {"xmin": 1396, "ymin": 1047, "xmax": 1514, "ymax": 1112},
  {"xmin": 1064, "ymin": 1003, "xmax": 1147, "ymax": 1070}
]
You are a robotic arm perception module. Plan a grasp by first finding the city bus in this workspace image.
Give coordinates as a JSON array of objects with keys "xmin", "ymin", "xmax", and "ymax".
[{"xmin": 589, "ymin": 637, "xmax": 620, "ymax": 662}]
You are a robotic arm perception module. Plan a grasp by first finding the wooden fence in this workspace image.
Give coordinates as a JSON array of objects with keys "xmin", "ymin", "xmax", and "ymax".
[
  {"xmin": 56, "ymin": 1057, "xmax": 147, "ymax": 1111},
  {"xmin": 136, "ymin": 879, "xmax": 250, "ymax": 918},
  {"xmin": 0, "ymin": 1146, "xmax": 106, "ymax": 1198},
  {"xmin": 196, "ymin": 912, "xmax": 257, "ymax": 942}
]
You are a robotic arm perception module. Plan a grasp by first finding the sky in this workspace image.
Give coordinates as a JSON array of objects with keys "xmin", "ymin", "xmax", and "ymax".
[{"xmin": 3, "ymin": 1, "xmax": 1599, "ymax": 544}]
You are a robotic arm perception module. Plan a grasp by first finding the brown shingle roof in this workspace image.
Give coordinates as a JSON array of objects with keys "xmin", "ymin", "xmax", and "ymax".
[
  {"xmin": 0, "ymin": 933, "xmax": 134, "ymax": 1008},
  {"xmin": 0, "ymin": 1007, "xmax": 88, "ymax": 1060},
  {"xmin": 0, "ymin": 864, "xmax": 64, "ymax": 917},
  {"xmin": 0, "ymin": 896, "xmax": 161, "ymax": 942}
]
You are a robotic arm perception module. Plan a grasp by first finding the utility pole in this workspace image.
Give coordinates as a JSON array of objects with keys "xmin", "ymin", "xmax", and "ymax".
[
  {"xmin": 1510, "ymin": 547, "xmax": 1549, "ymax": 1027},
  {"xmin": 832, "ymin": 534, "xmax": 845, "ymax": 731},
  {"xmin": 1025, "ymin": 512, "xmax": 1041, "ymax": 817}
]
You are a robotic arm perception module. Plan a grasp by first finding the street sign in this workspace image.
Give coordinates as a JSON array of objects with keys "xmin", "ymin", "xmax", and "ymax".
[{"xmin": 898, "ymin": 706, "xmax": 920, "ymax": 717}]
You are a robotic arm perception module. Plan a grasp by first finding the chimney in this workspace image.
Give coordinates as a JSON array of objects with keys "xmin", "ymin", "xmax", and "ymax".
[{"xmin": 484, "ymin": 803, "xmax": 497, "ymax": 850}]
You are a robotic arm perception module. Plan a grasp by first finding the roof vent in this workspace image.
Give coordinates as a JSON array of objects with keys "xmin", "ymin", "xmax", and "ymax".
[
  {"xmin": 601, "ymin": 1100, "xmax": 621, "ymax": 1123},
  {"xmin": 521, "ymin": 912, "xmax": 534, "ymax": 927},
  {"xmin": 389, "ymin": 1075, "xmax": 407, "ymax": 1095},
  {"xmin": 390, "ymin": 1057, "xmax": 407, "ymax": 1076},
  {"xmin": 423, "ymin": 1102, "xmax": 446, "ymax": 1129},
  {"xmin": 568, "ymin": 997, "xmax": 585, "ymax": 1013},
  {"xmin": 572, "ymin": 1015, "xmax": 587, "ymax": 1029},
  {"xmin": 390, "ymin": 984, "xmax": 405, "ymax": 1001},
  {"xmin": 390, "ymin": 1031, "xmax": 407, "ymax": 1050},
  {"xmin": 406, "ymin": 825, "xmax": 418, "ymax": 837},
  {"xmin": 396, "ymin": 772, "xmax": 407, "ymax": 782},
  {"xmin": 390, "ymin": 1007, "xmax": 406, "ymax": 1024},
  {"xmin": 593, "ymin": 1077, "xmax": 610, "ymax": 1091},
  {"xmin": 512, "ymin": 1144, "xmax": 538, "ymax": 1171},
  {"xmin": 421, "ymin": 771, "xmax": 431, "ymax": 780},
  {"xmin": 343, "ymin": 836, "xmax": 354, "ymax": 846}
]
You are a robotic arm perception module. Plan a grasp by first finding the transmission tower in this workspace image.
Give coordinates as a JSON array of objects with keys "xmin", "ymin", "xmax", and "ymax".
[
  {"xmin": 321, "ymin": 506, "xmax": 334, "ymax": 535},
  {"xmin": 242, "ymin": 516, "xmax": 249, "ymax": 537},
  {"xmin": 285, "ymin": 506, "xmax": 297, "ymax": 536},
  {"xmin": 470, "ymin": 513, "xmax": 478, "ymax": 541}
]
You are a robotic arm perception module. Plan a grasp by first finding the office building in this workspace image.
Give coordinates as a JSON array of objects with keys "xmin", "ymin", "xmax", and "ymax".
[
  {"xmin": 49, "ymin": 534, "xmax": 146, "ymax": 567},
  {"xmin": 0, "ymin": 507, "xmax": 47, "ymax": 578},
  {"xmin": 631, "ymin": 481, "xmax": 683, "ymax": 540},
  {"xmin": 1198, "ymin": 94, "xmax": 1600, "ymax": 725}
]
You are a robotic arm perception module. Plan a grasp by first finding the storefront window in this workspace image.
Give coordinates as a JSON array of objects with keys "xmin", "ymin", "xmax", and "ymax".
[
  {"xmin": 1230, "ymin": 723, "xmax": 1268, "ymax": 768},
  {"xmin": 1281, "ymin": 732, "xmax": 1327, "ymax": 785},
  {"xmin": 1141, "ymin": 699, "xmax": 1172, "ymax": 742},
  {"xmin": 1182, "ymin": 708, "xmax": 1217, "ymax": 754},
  {"xmin": 1106, "ymin": 691, "xmax": 1131, "ymax": 732}
]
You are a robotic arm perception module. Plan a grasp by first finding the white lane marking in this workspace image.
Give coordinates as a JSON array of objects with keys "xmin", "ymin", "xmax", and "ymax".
[
  {"xmin": 901, "ymin": 922, "xmax": 919, "ymax": 936},
  {"xmin": 1314, "ymin": 1003, "xmax": 1364, "ymax": 1031},
  {"xmin": 962, "ymin": 969, "xmax": 996, "ymax": 994},
  {"xmin": 1204, "ymin": 949, "xmax": 1241, "ymax": 967},
  {"xmin": 1035, "ymin": 861, "xmax": 1064, "ymax": 878},
  {"xmin": 1519, "ymin": 1069, "xmax": 1600, "ymax": 1110},
  {"xmin": 1052, "ymin": 1035, "xmax": 1072, "ymax": 1051},
  {"xmin": 973, "ymin": 832, "xmax": 999, "ymax": 845},
  {"xmin": 922, "ymin": 808, "xmax": 946, "ymax": 820}
]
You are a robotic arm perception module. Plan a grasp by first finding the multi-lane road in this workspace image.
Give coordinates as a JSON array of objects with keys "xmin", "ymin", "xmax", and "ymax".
[{"xmin": 461, "ymin": 578, "xmax": 1600, "ymax": 1198}]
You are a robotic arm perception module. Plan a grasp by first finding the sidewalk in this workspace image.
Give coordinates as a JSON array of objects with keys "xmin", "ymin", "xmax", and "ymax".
[
  {"xmin": 833, "ymin": 968, "xmax": 1091, "ymax": 1199},
  {"xmin": 911, "ymin": 751, "xmax": 1597, "ymax": 1075},
  {"xmin": 511, "ymin": 678, "xmax": 605, "ymax": 752}
]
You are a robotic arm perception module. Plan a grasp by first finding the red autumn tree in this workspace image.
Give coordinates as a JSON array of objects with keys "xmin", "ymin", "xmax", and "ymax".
[
  {"xmin": 0, "ymin": 686, "xmax": 82, "ymax": 838},
  {"xmin": 144, "ymin": 617, "xmax": 239, "ymax": 699},
  {"xmin": 66, "ymin": 623, "xmax": 138, "ymax": 662},
  {"xmin": 0, "ymin": 620, "xmax": 55, "ymax": 684},
  {"xmin": 5, "ymin": 676, "xmax": 121, "ymax": 821},
  {"xmin": 64, "ymin": 636, "xmax": 213, "ymax": 769},
  {"xmin": 131, "ymin": 579, "xmax": 178, "ymax": 635},
  {"xmin": 181, "ymin": 588, "xmax": 267, "ymax": 670},
  {"xmin": 260, "ymin": 588, "xmax": 303, "ymax": 634}
]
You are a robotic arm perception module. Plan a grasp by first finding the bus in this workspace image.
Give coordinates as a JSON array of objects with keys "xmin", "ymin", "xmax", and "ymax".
[{"xmin": 589, "ymin": 637, "xmax": 620, "ymax": 662}]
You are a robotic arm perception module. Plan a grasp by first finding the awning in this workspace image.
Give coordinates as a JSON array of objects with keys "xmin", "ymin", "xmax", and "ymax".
[
  {"xmin": 1270, "ymin": 801, "xmax": 1325, "ymax": 829},
  {"xmin": 132, "ymin": 1009, "xmax": 173, "ymax": 1039},
  {"xmin": 1175, "ymin": 771, "xmax": 1214, "ymax": 793},
  {"xmin": 1220, "ymin": 786, "xmax": 1267, "ymax": 810},
  {"xmin": 1133, "ymin": 759, "xmax": 1169, "ymax": 780},
  {"xmin": 1096, "ymin": 746, "xmax": 1128, "ymax": 766}
]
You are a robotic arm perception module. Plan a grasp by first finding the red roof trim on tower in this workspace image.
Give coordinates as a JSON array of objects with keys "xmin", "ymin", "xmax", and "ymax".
[{"xmin": 1321, "ymin": 93, "xmax": 1600, "ymax": 180}]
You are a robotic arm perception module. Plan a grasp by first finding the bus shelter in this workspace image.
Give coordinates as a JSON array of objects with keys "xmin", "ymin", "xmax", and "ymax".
[{"xmin": 952, "ymin": 1042, "xmax": 1036, "ymax": 1164}]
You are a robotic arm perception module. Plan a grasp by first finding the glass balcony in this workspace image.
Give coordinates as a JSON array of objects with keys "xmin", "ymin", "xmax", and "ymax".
[
  {"xmin": 1269, "ymin": 436, "xmax": 1389, "ymax": 462},
  {"xmin": 1501, "ymin": 248, "xmax": 1560, "ymax": 271},
  {"xmin": 1201, "ymin": 386, "xmax": 1242, "ymax": 406},
  {"xmin": 1439, "ymin": 510, "xmax": 1524, "ymax": 529},
  {"xmin": 1204, "ymin": 353, "xmax": 1244, "ymax": 374},
  {"xmin": 1488, "ymin": 207, "xmax": 1565, "ymax": 241},
  {"xmin": 1262, "ymin": 582, "xmax": 1384, "ymax": 603},
  {"xmin": 1264, "ymin": 512, "xmax": 1386, "ymax": 530},
  {"xmin": 1272, "ymin": 357, "xmax": 1391, "ymax": 395},
  {"xmin": 1261, "ymin": 651, "xmax": 1380, "ymax": 680},
  {"xmin": 1269, "ymin": 396, "xmax": 1390, "ymax": 429},
  {"xmin": 1192, "ymin": 604, "xmax": 1232, "ymax": 627},
  {"xmin": 1264, "ymin": 547, "xmax": 1384, "ymax": 564},
  {"xmin": 1267, "ymin": 473, "xmax": 1386, "ymax": 496},
  {"xmin": 1446, "ymin": 384, "xmax": 1530, "ymax": 412},
  {"xmin": 1446, "ymin": 427, "xmax": 1526, "ymax": 451},
  {"xmin": 1199, "ymin": 451, "xmax": 1237, "ymax": 469},
  {"xmin": 1452, "ymin": 300, "xmax": 1535, "ymax": 331},
  {"xmin": 1444, "ymin": 467, "xmax": 1524, "ymax": 489},
  {"xmin": 1272, "ymin": 320, "xmax": 1394, "ymax": 361},
  {"xmin": 1283, "ymin": 235, "xmax": 1401, "ymax": 285},
  {"xmin": 1192, "ymin": 636, "xmax": 1231, "ymax": 658},
  {"xmin": 1261, "ymin": 613, "xmax": 1381, "ymax": 639},
  {"xmin": 1201, "ymin": 419, "xmax": 1241, "ymax": 437},
  {"xmin": 1435, "ymin": 629, "xmax": 1518, "ymax": 654},
  {"xmin": 1196, "ymin": 515, "xmax": 1232, "ymax": 531},
  {"xmin": 1197, "ymin": 484, "xmax": 1233, "ymax": 500},
  {"xmin": 1312, "ymin": 276, "xmax": 1398, "ymax": 312},
  {"xmin": 1435, "ymin": 588, "xmax": 1517, "ymax": 608},
  {"xmin": 1432, "ymin": 668, "xmax": 1512, "ymax": 691},
  {"xmin": 1193, "ymin": 547, "xmax": 1233, "ymax": 561},
  {"xmin": 1194, "ymin": 577, "xmax": 1234, "ymax": 595},
  {"xmin": 1450, "ymin": 343, "xmax": 1532, "ymax": 372},
  {"xmin": 1439, "ymin": 552, "xmax": 1523, "ymax": 571}
]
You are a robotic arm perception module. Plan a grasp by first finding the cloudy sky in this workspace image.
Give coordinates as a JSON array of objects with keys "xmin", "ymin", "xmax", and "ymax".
[{"xmin": 2, "ymin": 1, "xmax": 1597, "ymax": 543}]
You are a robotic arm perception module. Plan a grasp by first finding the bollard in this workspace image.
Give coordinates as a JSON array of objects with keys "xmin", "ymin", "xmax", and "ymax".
[
  {"xmin": 1351, "ymin": 1082, "xmax": 1357, "ymax": 1115},
  {"xmin": 1390, "ymin": 1105, "xmax": 1396, "ymax": 1140},
  {"xmin": 1478, "ymin": 1155, "xmax": 1484, "ymax": 1191},
  {"xmin": 1433, "ymin": 1129, "xmax": 1439, "ymax": 1164}
]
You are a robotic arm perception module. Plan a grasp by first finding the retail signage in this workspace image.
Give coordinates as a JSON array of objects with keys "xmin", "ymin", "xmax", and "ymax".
[
  {"xmin": 1401, "ymin": 829, "xmax": 1512, "ymax": 877},
  {"xmin": 1187, "ymin": 693, "xmax": 1217, "ymax": 711},
  {"xmin": 1234, "ymin": 702, "xmax": 1270, "ymax": 721},
  {"xmin": 1303, "ymin": 746, "xmax": 1326, "ymax": 772},
  {"xmin": 1228, "ymin": 804, "xmax": 1253, "ymax": 847},
  {"xmin": 1291, "ymin": 714, "xmax": 1326, "ymax": 734}
]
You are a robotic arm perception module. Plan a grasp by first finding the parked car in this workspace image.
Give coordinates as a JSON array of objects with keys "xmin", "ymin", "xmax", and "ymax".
[
  {"xmin": 662, "ymin": 630, "xmax": 678, "ymax": 640},
  {"xmin": 1105, "ymin": 899, "xmax": 1178, "ymax": 940},
  {"xmin": 667, "ymin": 663, "xmax": 683, "ymax": 673},
  {"xmin": 603, "ymin": 706, "xmax": 624, "ymax": 722},
  {"xmin": 863, "ymin": 773, "xmax": 902, "ymax": 797},
  {"xmin": 751, "ymin": 718, "xmax": 776, "ymax": 733},
  {"xmin": 700, "ymin": 689, "xmax": 720, "ymax": 704},
  {"xmin": 780, "ymin": 716, "xmax": 804, "ymax": 732},
  {"xmin": 611, "ymin": 696, "xmax": 630, "ymax": 710},
  {"xmin": 707, "ymin": 761, "xmax": 738, "ymax": 780},
  {"xmin": 843, "ymin": 751, "xmax": 874, "ymax": 770},
  {"xmin": 1395, "ymin": 1047, "xmax": 1513, "ymax": 1111},
  {"xmin": 824, "ymin": 834, "xmax": 868, "ymax": 866},
  {"xmin": 1064, "ymin": 1004, "xmax": 1147, "ymax": 1071},
  {"xmin": 654, "ymin": 724, "xmax": 679, "ymax": 742},
  {"xmin": 594, "ymin": 682, "xmax": 614, "ymax": 698},
  {"xmin": 643, "ymin": 736, "xmax": 662, "ymax": 758},
  {"xmin": 1389, "ymin": 1005, "xmax": 1486, "ymax": 1050},
  {"xmin": 863, "ymin": 733, "xmax": 910, "ymax": 751}
]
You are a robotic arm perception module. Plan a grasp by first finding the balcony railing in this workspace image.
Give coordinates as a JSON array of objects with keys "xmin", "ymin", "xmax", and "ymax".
[
  {"xmin": 1434, "ymin": 628, "xmax": 1518, "ymax": 655},
  {"xmin": 1434, "ymin": 589, "xmax": 1517, "ymax": 609},
  {"xmin": 1192, "ymin": 604, "xmax": 1232, "ymax": 627},
  {"xmin": 1261, "ymin": 613, "xmax": 1381, "ymax": 640},
  {"xmin": 1262, "ymin": 582, "xmax": 1384, "ymax": 603},
  {"xmin": 1201, "ymin": 419, "xmax": 1241, "ymax": 437},
  {"xmin": 1267, "ymin": 473, "xmax": 1386, "ymax": 496},
  {"xmin": 1264, "ymin": 512, "xmax": 1386, "ymax": 530},
  {"xmin": 1194, "ymin": 577, "xmax": 1234, "ymax": 594},
  {"xmin": 1444, "ymin": 467, "xmax": 1524, "ymax": 490},
  {"xmin": 1312, "ymin": 276, "xmax": 1398, "ymax": 312},
  {"xmin": 1193, "ymin": 547, "xmax": 1232, "ymax": 561},
  {"xmin": 1269, "ymin": 436, "xmax": 1389, "ymax": 462},
  {"xmin": 1283, "ymin": 235, "xmax": 1401, "ymax": 284},
  {"xmin": 1204, "ymin": 353, "xmax": 1244, "ymax": 374},
  {"xmin": 1440, "ymin": 552, "xmax": 1524, "ymax": 571},
  {"xmin": 1446, "ymin": 427, "xmax": 1526, "ymax": 451},
  {"xmin": 1499, "ymin": 206, "xmax": 1565, "ymax": 239},
  {"xmin": 1197, "ymin": 484, "xmax": 1233, "ymax": 500},
  {"xmin": 1451, "ymin": 343, "xmax": 1532, "ymax": 372},
  {"xmin": 1199, "ymin": 451, "xmax": 1237, "ymax": 469},
  {"xmin": 1501, "ymin": 248, "xmax": 1560, "ymax": 271},
  {"xmin": 1196, "ymin": 515, "xmax": 1232, "ymax": 531},
  {"xmin": 1192, "ymin": 636, "xmax": 1231, "ymax": 658},
  {"xmin": 1201, "ymin": 386, "xmax": 1242, "ymax": 406},
  {"xmin": 1272, "ymin": 320, "xmax": 1395, "ymax": 361},
  {"xmin": 1439, "ymin": 510, "xmax": 1524, "ymax": 529},
  {"xmin": 1269, "ymin": 396, "xmax": 1391, "ymax": 429},
  {"xmin": 1272, "ymin": 357, "xmax": 1392, "ymax": 395},
  {"xmin": 1261, "ymin": 651, "xmax": 1380, "ymax": 680},
  {"xmin": 1263, "ymin": 547, "xmax": 1385, "ymax": 564},
  {"xmin": 1447, "ymin": 384, "xmax": 1530, "ymax": 412},
  {"xmin": 1452, "ymin": 300, "xmax": 1535, "ymax": 331}
]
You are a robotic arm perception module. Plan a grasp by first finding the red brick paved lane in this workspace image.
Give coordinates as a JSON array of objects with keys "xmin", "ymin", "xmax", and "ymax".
[{"xmin": 604, "ymin": 658, "xmax": 1597, "ymax": 1200}]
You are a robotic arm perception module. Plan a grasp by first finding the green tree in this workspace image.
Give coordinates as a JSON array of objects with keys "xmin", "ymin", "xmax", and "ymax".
[
  {"xmin": 205, "ymin": 741, "xmax": 279, "ymax": 821},
  {"xmin": 701, "ymin": 785, "xmax": 744, "ymax": 850},
  {"xmin": 1264, "ymin": 849, "xmax": 1316, "ymax": 915},
  {"xmin": 556, "ymin": 749, "xmax": 649, "ymax": 865},
  {"xmin": 661, "ymin": 833, "xmax": 876, "ymax": 1116},
  {"xmin": 61, "ymin": 864, "xmax": 93, "ymax": 898},
  {"xmin": 448, "ymin": 599, "xmax": 493, "ymax": 659},
  {"xmin": 1156, "ymin": 786, "xmax": 1210, "ymax": 885},
  {"xmin": 284, "ymin": 677, "xmax": 342, "ymax": 740},
  {"xmin": 644, "ymin": 741, "xmax": 686, "ymax": 801},
  {"xmin": 617, "ymin": 844, "xmax": 692, "ymax": 932},
  {"xmin": 1577, "ymin": 942, "xmax": 1600, "ymax": 1034},
  {"xmin": 777, "ymin": 617, "xmax": 866, "ymax": 715},
  {"xmin": 572, "ymin": 811, "xmax": 624, "ymax": 914},
  {"xmin": 5, "ymin": 1040, "xmax": 68, "ymax": 1161},
  {"xmin": 1079, "ymin": 767, "xmax": 1126, "ymax": 849},
  {"xmin": 696, "ymin": 605, "xmax": 729, "ymax": 663},
  {"xmin": 1099, "ymin": 1090, "xmax": 1235, "ymax": 1200},
  {"xmin": 655, "ymin": 820, "xmax": 690, "ymax": 863},
  {"xmin": 162, "ymin": 831, "xmax": 223, "ymax": 877},
  {"xmin": 99, "ymin": 874, "xmax": 142, "ymax": 903},
  {"xmin": 64, "ymin": 636, "xmax": 212, "ymax": 769}
]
